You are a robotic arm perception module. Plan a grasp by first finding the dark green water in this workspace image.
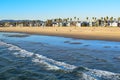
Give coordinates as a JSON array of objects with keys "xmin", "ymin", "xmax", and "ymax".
[{"xmin": 0, "ymin": 32, "xmax": 120, "ymax": 80}]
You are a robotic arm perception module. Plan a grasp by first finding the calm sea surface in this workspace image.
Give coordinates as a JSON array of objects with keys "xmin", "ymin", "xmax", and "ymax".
[{"xmin": 0, "ymin": 32, "xmax": 120, "ymax": 80}]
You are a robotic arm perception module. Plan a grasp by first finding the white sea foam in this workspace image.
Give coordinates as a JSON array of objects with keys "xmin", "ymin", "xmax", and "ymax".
[
  {"xmin": 32, "ymin": 54, "xmax": 76, "ymax": 70},
  {"xmin": 85, "ymin": 69, "xmax": 120, "ymax": 80},
  {"xmin": 32, "ymin": 58, "xmax": 60, "ymax": 70},
  {"xmin": 0, "ymin": 41, "xmax": 120, "ymax": 80},
  {"xmin": 81, "ymin": 73, "xmax": 97, "ymax": 80},
  {"xmin": 0, "ymin": 41, "xmax": 76, "ymax": 70}
]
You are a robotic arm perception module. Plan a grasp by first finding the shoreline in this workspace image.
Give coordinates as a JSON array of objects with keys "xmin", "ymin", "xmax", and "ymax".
[{"xmin": 1, "ymin": 27, "xmax": 120, "ymax": 42}]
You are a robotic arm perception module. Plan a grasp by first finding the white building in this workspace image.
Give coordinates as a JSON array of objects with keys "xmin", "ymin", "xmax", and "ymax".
[
  {"xmin": 53, "ymin": 23, "xmax": 59, "ymax": 27},
  {"xmin": 59, "ymin": 23, "xmax": 63, "ymax": 27},
  {"xmin": 89, "ymin": 21, "xmax": 93, "ymax": 27},
  {"xmin": 76, "ymin": 22, "xmax": 81, "ymax": 27},
  {"xmin": 110, "ymin": 22, "xmax": 118, "ymax": 27},
  {"xmin": 41, "ymin": 22, "xmax": 46, "ymax": 27},
  {"xmin": 67, "ymin": 22, "xmax": 71, "ymax": 26}
]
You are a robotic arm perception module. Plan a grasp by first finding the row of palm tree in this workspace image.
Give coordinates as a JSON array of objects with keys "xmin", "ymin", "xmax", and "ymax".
[
  {"xmin": 53, "ymin": 16, "xmax": 120, "ymax": 23},
  {"xmin": 47, "ymin": 16, "xmax": 120, "ymax": 27},
  {"xmin": 0, "ymin": 16, "xmax": 120, "ymax": 27},
  {"xmin": 72, "ymin": 16, "xmax": 120, "ymax": 22}
]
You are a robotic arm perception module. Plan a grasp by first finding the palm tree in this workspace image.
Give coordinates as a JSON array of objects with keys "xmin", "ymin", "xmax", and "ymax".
[
  {"xmin": 109, "ymin": 17, "xmax": 113, "ymax": 27},
  {"xmin": 101, "ymin": 17, "xmax": 103, "ymax": 21},
  {"xmin": 91, "ymin": 17, "xmax": 95, "ymax": 27},
  {"xmin": 65, "ymin": 18, "xmax": 68, "ymax": 23},
  {"xmin": 74, "ymin": 17, "xmax": 76, "ymax": 21},
  {"xmin": 58, "ymin": 18, "xmax": 62, "ymax": 27},
  {"xmin": 118, "ymin": 17, "xmax": 120, "ymax": 22},
  {"xmin": 67, "ymin": 18, "xmax": 69, "ymax": 21},
  {"xmin": 100, "ymin": 17, "xmax": 104, "ymax": 26},
  {"xmin": 106, "ymin": 16, "xmax": 109, "ymax": 26},
  {"xmin": 94, "ymin": 17, "xmax": 97, "ymax": 26},
  {"xmin": 16, "ymin": 21, "xmax": 18, "ymax": 27},
  {"xmin": 92, "ymin": 17, "xmax": 97, "ymax": 26},
  {"xmin": 69, "ymin": 18, "xmax": 72, "ymax": 27},
  {"xmin": 86, "ymin": 17, "xmax": 89, "ymax": 21},
  {"xmin": 86, "ymin": 17, "xmax": 89, "ymax": 26},
  {"xmin": 118, "ymin": 17, "xmax": 120, "ymax": 27},
  {"xmin": 110, "ymin": 17, "xmax": 113, "ymax": 23},
  {"xmin": 103, "ymin": 17, "xmax": 107, "ymax": 27},
  {"xmin": 114, "ymin": 18, "xmax": 116, "ymax": 22},
  {"xmin": 77, "ymin": 18, "xmax": 79, "ymax": 21},
  {"xmin": 70, "ymin": 18, "xmax": 72, "ymax": 22},
  {"xmin": 59, "ymin": 18, "xmax": 62, "ymax": 22},
  {"xmin": 63, "ymin": 18, "xmax": 67, "ymax": 22},
  {"xmin": 94, "ymin": 17, "xmax": 97, "ymax": 21},
  {"xmin": 106, "ymin": 16, "xmax": 109, "ymax": 21}
]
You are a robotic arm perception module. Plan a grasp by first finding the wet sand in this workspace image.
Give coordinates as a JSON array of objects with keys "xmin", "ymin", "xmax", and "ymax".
[{"xmin": 0, "ymin": 27, "xmax": 120, "ymax": 41}]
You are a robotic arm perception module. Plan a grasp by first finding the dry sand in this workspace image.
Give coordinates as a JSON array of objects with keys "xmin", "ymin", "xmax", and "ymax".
[{"xmin": 0, "ymin": 27, "xmax": 120, "ymax": 41}]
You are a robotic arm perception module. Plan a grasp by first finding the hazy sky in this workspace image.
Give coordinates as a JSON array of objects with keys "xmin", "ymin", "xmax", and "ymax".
[{"xmin": 0, "ymin": 0, "xmax": 120, "ymax": 20}]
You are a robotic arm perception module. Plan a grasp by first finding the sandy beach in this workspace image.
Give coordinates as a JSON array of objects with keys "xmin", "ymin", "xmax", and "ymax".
[{"xmin": 0, "ymin": 27, "xmax": 120, "ymax": 41}]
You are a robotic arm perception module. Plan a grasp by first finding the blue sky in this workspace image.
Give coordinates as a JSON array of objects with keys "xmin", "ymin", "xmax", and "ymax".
[{"xmin": 0, "ymin": 0, "xmax": 120, "ymax": 20}]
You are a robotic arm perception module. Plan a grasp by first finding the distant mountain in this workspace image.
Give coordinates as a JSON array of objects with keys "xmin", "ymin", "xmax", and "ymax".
[{"xmin": 0, "ymin": 20, "xmax": 43, "ymax": 22}]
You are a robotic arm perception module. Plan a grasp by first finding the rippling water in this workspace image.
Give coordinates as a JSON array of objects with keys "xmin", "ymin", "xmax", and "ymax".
[{"xmin": 0, "ymin": 32, "xmax": 120, "ymax": 80}]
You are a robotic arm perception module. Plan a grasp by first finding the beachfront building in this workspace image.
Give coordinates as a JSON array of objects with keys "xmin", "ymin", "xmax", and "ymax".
[
  {"xmin": 118, "ymin": 21, "xmax": 120, "ymax": 27},
  {"xmin": 76, "ymin": 21, "xmax": 81, "ymax": 27},
  {"xmin": 28, "ymin": 22, "xmax": 33, "ymax": 27},
  {"xmin": 4, "ymin": 22, "xmax": 11, "ymax": 27},
  {"xmin": 1, "ymin": 17, "xmax": 120, "ymax": 27},
  {"xmin": 81, "ymin": 21, "xmax": 89, "ymax": 27},
  {"xmin": 110, "ymin": 21, "xmax": 118, "ymax": 27},
  {"xmin": 67, "ymin": 22, "xmax": 71, "ymax": 27},
  {"xmin": 59, "ymin": 22, "xmax": 62, "ymax": 27},
  {"xmin": 100, "ymin": 20, "xmax": 105, "ymax": 27},
  {"xmin": 17, "ymin": 23, "xmax": 24, "ymax": 27},
  {"xmin": 46, "ymin": 20, "xmax": 52, "ymax": 26},
  {"xmin": 0, "ymin": 22, "xmax": 4, "ymax": 27},
  {"xmin": 52, "ymin": 21, "xmax": 71, "ymax": 27},
  {"xmin": 52, "ymin": 18, "xmax": 62, "ymax": 27},
  {"xmin": 62, "ymin": 22, "xmax": 67, "ymax": 26},
  {"xmin": 96, "ymin": 19, "xmax": 103, "ymax": 27},
  {"xmin": 52, "ymin": 22, "xmax": 58, "ymax": 27},
  {"xmin": 89, "ymin": 21, "xmax": 94, "ymax": 27},
  {"xmin": 40, "ymin": 22, "xmax": 46, "ymax": 27}
]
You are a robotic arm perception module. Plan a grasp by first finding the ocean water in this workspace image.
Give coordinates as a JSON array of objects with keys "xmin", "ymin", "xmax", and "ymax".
[{"xmin": 0, "ymin": 32, "xmax": 120, "ymax": 80}]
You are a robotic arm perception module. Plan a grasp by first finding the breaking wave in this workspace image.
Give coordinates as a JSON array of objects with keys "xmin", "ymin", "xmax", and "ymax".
[
  {"xmin": 0, "ymin": 41, "xmax": 120, "ymax": 80},
  {"xmin": 0, "ymin": 41, "xmax": 76, "ymax": 70}
]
